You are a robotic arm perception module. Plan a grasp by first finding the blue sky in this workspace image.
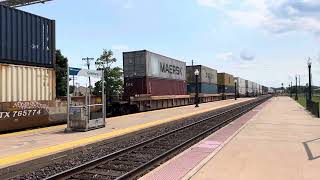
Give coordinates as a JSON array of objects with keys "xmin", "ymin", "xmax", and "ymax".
[{"xmin": 20, "ymin": 0, "xmax": 320, "ymax": 87}]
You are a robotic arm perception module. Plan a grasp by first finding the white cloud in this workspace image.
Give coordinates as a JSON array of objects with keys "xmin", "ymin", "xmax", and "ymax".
[
  {"xmin": 240, "ymin": 50, "xmax": 255, "ymax": 61},
  {"xmin": 215, "ymin": 52, "xmax": 235, "ymax": 60},
  {"xmin": 197, "ymin": 0, "xmax": 229, "ymax": 8},
  {"xmin": 198, "ymin": 0, "xmax": 320, "ymax": 34}
]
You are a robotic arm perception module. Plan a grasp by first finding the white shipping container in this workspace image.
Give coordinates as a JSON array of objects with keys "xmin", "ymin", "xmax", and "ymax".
[
  {"xmin": 236, "ymin": 77, "xmax": 246, "ymax": 95},
  {"xmin": 246, "ymin": 80, "xmax": 253, "ymax": 94},
  {"xmin": 0, "ymin": 64, "xmax": 56, "ymax": 102},
  {"xmin": 123, "ymin": 50, "xmax": 186, "ymax": 81},
  {"xmin": 258, "ymin": 84, "xmax": 262, "ymax": 94},
  {"xmin": 252, "ymin": 82, "xmax": 258, "ymax": 94},
  {"xmin": 268, "ymin": 87, "xmax": 274, "ymax": 93}
]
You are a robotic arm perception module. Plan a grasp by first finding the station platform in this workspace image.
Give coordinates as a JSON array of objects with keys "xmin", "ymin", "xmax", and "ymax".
[
  {"xmin": 142, "ymin": 96, "xmax": 320, "ymax": 180},
  {"xmin": 0, "ymin": 98, "xmax": 252, "ymax": 170}
]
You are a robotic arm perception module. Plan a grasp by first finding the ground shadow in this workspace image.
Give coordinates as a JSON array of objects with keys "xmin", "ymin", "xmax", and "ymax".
[{"xmin": 302, "ymin": 137, "xmax": 320, "ymax": 160}]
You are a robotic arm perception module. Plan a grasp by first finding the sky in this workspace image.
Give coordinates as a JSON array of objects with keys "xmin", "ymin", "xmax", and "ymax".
[{"xmin": 19, "ymin": 0, "xmax": 320, "ymax": 87}]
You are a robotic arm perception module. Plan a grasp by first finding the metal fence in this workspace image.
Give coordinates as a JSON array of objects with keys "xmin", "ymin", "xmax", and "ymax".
[{"xmin": 307, "ymin": 100, "xmax": 320, "ymax": 118}]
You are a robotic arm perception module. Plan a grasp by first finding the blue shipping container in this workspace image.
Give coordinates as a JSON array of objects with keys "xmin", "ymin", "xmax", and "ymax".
[
  {"xmin": 0, "ymin": 5, "xmax": 56, "ymax": 68},
  {"xmin": 218, "ymin": 85, "xmax": 235, "ymax": 94},
  {"xmin": 187, "ymin": 83, "xmax": 218, "ymax": 94}
]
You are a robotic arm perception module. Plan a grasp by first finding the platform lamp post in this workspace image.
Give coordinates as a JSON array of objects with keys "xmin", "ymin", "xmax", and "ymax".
[
  {"xmin": 194, "ymin": 69, "xmax": 200, "ymax": 108},
  {"xmin": 305, "ymin": 83, "xmax": 308, "ymax": 100},
  {"xmin": 295, "ymin": 76, "xmax": 298, "ymax": 100},
  {"xmin": 289, "ymin": 84, "xmax": 291, "ymax": 96},
  {"xmin": 290, "ymin": 81, "xmax": 293, "ymax": 97},
  {"xmin": 234, "ymin": 79, "xmax": 237, "ymax": 100},
  {"xmin": 307, "ymin": 59, "xmax": 312, "ymax": 101}
]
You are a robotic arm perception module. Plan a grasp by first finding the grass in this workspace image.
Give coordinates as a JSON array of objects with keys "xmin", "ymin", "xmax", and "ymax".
[{"xmin": 295, "ymin": 94, "xmax": 320, "ymax": 108}]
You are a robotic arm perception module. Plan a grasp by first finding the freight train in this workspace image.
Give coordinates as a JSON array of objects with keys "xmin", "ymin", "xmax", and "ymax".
[
  {"xmin": 110, "ymin": 50, "xmax": 270, "ymax": 115},
  {"xmin": 0, "ymin": 5, "xmax": 273, "ymax": 132}
]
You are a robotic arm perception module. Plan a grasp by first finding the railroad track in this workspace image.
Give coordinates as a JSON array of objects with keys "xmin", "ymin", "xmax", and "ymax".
[{"xmin": 45, "ymin": 96, "xmax": 271, "ymax": 180}]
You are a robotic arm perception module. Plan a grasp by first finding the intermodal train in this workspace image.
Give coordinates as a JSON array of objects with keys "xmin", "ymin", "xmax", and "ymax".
[{"xmin": 0, "ymin": 5, "xmax": 274, "ymax": 132}]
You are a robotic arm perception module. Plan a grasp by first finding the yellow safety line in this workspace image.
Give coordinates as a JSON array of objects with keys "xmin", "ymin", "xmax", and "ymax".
[
  {"xmin": 0, "ymin": 125, "xmax": 66, "ymax": 138},
  {"xmin": 0, "ymin": 99, "xmax": 250, "ymax": 167}
]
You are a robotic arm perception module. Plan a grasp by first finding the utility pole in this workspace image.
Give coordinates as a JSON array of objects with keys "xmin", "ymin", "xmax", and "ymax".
[{"xmin": 82, "ymin": 57, "xmax": 95, "ymax": 89}]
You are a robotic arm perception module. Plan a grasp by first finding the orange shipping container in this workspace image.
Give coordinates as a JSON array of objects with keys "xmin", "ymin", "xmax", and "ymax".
[
  {"xmin": 217, "ymin": 73, "xmax": 234, "ymax": 87},
  {"xmin": 0, "ymin": 64, "xmax": 56, "ymax": 102}
]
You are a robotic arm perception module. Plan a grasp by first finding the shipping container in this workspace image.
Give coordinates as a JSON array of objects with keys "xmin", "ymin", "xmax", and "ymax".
[
  {"xmin": 187, "ymin": 83, "xmax": 218, "ymax": 94},
  {"xmin": 263, "ymin": 86, "xmax": 269, "ymax": 94},
  {"xmin": 245, "ymin": 80, "xmax": 253, "ymax": 96},
  {"xmin": 259, "ymin": 84, "xmax": 262, "ymax": 95},
  {"xmin": 252, "ymin": 82, "xmax": 258, "ymax": 95},
  {"xmin": 0, "ymin": 100, "xmax": 66, "ymax": 132},
  {"xmin": 0, "ymin": 63, "xmax": 56, "ymax": 102},
  {"xmin": 123, "ymin": 50, "xmax": 186, "ymax": 81},
  {"xmin": 268, "ymin": 87, "xmax": 274, "ymax": 94},
  {"xmin": 218, "ymin": 85, "xmax": 235, "ymax": 94},
  {"xmin": 186, "ymin": 65, "xmax": 217, "ymax": 84},
  {"xmin": 0, "ymin": 5, "xmax": 56, "ymax": 68},
  {"xmin": 235, "ymin": 77, "xmax": 246, "ymax": 96},
  {"xmin": 124, "ymin": 77, "xmax": 187, "ymax": 99},
  {"xmin": 217, "ymin": 73, "xmax": 234, "ymax": 87}
]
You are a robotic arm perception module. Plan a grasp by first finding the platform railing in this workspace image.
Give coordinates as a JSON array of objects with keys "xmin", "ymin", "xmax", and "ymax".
[{"xmin": 306, "ymin": 100, "xmax": 320, "ymax": 118}]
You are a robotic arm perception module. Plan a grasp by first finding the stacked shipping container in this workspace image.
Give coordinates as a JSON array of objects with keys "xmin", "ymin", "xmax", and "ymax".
[
  {"xmin": 123, "ymin": 50, "xmax": 187, "ymax": 99},
  {"xmin": 252, "ymin": 82, "xmax": 258, "ymax": 96},
  {"xmin": 186, "ymin": 65, "xmax": 218, "ymax": 94},
  {"xmin": 245, "ymin": 80, "xmax": 253, "ymax": 96},
  {"xmin": 218, "ymin": 73, "xmax": 235, "ymax": 94},
  {"xmin": 235, "ymin": 77, "xmax": 246, "ymax": 96},
  {"xmin": 0, "ymin": 64, "xmax": 56, "ymax": 102},
  {"xmin": 0, "ymin": 5, "xmax": 56, "ymax": 103},
  {"xmin": 0, "ymin": 5, "xmax": 56, "ymax": 68}
]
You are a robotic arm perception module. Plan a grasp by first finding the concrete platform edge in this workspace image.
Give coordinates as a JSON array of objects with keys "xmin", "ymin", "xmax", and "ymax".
[{"xmin": 181, "ymin": 99, "xmax": 271, "ymax": 180}]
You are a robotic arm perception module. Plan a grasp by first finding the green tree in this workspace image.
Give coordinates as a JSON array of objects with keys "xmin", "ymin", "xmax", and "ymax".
[
  {"xmin": 93, "ymin": 49, "xmax": 123, "ymax": 101},
  {"xmin": 55, "ymin": 50, "xmax": 69, "ymax": 96}
]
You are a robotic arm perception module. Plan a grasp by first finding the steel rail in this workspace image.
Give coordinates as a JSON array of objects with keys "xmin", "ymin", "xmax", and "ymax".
[{"xmin": 45, "ymin": 96, "xmax": 270, "ymax": 180}]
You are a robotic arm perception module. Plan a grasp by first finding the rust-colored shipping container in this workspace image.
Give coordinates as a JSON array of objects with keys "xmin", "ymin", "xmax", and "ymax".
[
  {"xmin": 0, "ymin": 63, "xmax": 56, "ymax": 102},
  {"xmin": 218, "ymin": 73, "xmax": 234, "ymax": 87},
  {"xmin": 0, "ymin": 100, "xmax": 66, "ymax": 132},
  {"xmin": 124, "ymin": 77, "xmax": 187, "ymax": 99}
]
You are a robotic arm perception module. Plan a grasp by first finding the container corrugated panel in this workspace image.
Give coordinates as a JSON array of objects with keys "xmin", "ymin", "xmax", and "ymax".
[
  {"xmin": 258, "ymin": 84, "xmax": 262, "ymax": 94},
  {"xmin": 218, "ymin": 85, "xmax": 235, "ymax": 94},
  {"xmin": 217, "ymin": 73, "xmax": 234, "ymax": 86},
  {"xmin": 246, "ymin": 80, "xmax": 253, "ymax": 93},
  {"xmin": 252, "ymin": 82, "xmax": 258, "ymax": 94},
  {"xmin": 187, "ymin": 83, "xmax": 218, "ymax": 94},
  {"xmin": 0, "ymin": 63, "xmax": 56, "ymax": 102},
  {"xmin": 123, "ymin": 50, "xmax": 186, "ymax": 81},
  {"xmin": 0, "ymin": 5, "xmax": 56, "ymax": 68},
  {"xmin": 235, "ymin": 77, "xmax": 246, "ymax": 95},
  {"xmin": 186, "ymin": 65, "xmax": 217, "ymax": 84},
  {"xmin": 124, "ymin": 77, "xmax": 187, "ymax": 99}
]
